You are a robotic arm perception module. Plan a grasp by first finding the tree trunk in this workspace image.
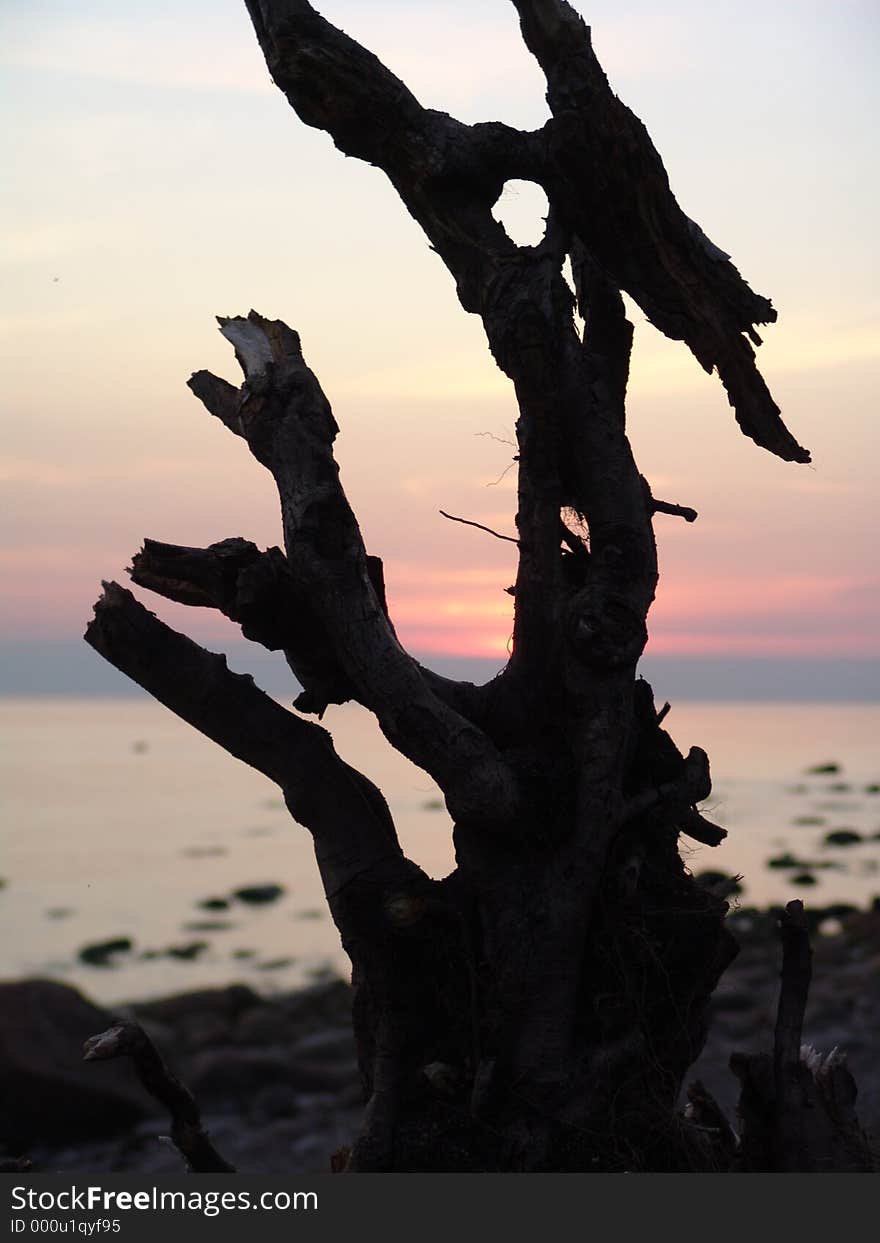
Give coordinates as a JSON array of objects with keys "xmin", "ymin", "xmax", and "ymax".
[{"xmin": 84, "ymin": 1, "xmax": 873, "ymax": 1172}]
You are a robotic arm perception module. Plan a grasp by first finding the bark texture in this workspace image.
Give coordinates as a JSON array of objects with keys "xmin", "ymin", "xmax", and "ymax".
[{"xmin": 84, "ymin": 1, "xmax": 872, "ymax": 1172}]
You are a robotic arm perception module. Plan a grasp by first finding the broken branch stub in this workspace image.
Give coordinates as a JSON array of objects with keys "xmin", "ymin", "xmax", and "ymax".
[{"xmin": 188, "ymin": 312, "xmax": 522, "ymax": 827}]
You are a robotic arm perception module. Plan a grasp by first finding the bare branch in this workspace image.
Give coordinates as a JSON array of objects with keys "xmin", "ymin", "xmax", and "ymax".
[
  {"xmin": 130, "ymin": 536, "xmax": 504, "ymax": 729},
  {"xmin": 188, "ymin": 314, "xmax": 522, "ymax": 825},
  {"xmin": 84, "ymin": 581, "xmax": 405, "ymax": 896},
  {"xmin": 511, "ymin": 0, "xmax": 809, "ymax": 464},
  {"xmin": 130, "ymin": 537, "xmax": 356, "ymax": 713},
  {"xmin": 83, "ymin": 1023, "xmax": 234, "ymax": 1173}
]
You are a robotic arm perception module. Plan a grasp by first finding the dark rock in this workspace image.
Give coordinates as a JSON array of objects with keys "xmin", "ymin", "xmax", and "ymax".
[
  {"xmin": 276, "ymin": 980, "xmax": 352, "ymax": 1037},
  {"xmin": 0, "ymin": 980, "xmax": 152, "ymax": 1147},
  {"xmin": 78, "ymin": 938, "xmax": 133, "ymax": 967},
  {"xmin": 233, "ymin": 884, "xmax": 285, "ymax": 906},
  {"xmin": 164, "ymin": 942, "xmax": 208, "ymax": 961},
  {"xmin": 767, "ymin": 852, "xmax": 802, "ymax": 870},
  {"xmin": 132, "ymin": 985, "xmax": 259, "ymax": 1029},
  {"xmin": 823, "ymin": 829, "xmax": 864, "ymax": 847},
  {"xmin": 197, "ymin": 898, "xmax": 230, "ymax": 912},
  {"xmin": 232, "ymin": 1006, "xmax": 295, "ymax": 1046},
  {"xmin": 247, "ymin": 1084, "xmax": 300, "ymax": 1122},
  {"xmin": 289, "ymin": 1026, "xmax": 356, "ymax": 1062},
  {"xmin": 767, "ymin": 853, "xmax": 835, "ymax": 872},
  {"xmin": 187, "ymin": 1047, "xmax": 351, "ymax": 1098},
  {"xmin": 820, "ymin": 903, "xmax": 860, "ymax": 922}
]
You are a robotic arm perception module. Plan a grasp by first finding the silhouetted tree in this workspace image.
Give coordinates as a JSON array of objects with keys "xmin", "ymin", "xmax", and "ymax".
[{"xmin": 86, "ymin": 1, "xmax": 872, "ymax": 1172}]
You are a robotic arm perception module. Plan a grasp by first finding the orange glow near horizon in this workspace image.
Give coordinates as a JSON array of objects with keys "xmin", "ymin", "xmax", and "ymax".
[
  {"xmin": 1, "ymin": 1, "xmax": 877, "ymax": 676},
  {"xmin": 382, "ymin": 564, "xmax": 880, "ymax": 661}
]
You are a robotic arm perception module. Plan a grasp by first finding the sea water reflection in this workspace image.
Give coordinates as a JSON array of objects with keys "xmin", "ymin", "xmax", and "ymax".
[{"xmin": 1, "ymin": 696, "xmax": 878, "ymax": 1003}]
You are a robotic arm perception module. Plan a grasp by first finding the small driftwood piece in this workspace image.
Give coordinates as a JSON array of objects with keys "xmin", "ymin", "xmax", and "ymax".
[
  {"xmin": 731, "ymin": 900, "xmax": 875, "ymax": 1172},
  {"xmin": 83, "ymin": 1023, "xmax": 235, "ymax": 1173},
  {"xmin": 0, "ymin": 1157, "xmax": 33, "ymax": 1172}
]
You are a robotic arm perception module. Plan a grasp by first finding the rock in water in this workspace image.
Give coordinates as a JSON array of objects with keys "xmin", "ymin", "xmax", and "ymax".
[
  {"xmin": 233, "ymin": 884, "xmax": 285, "ymax": 905},
  {"xmin": 0, "ymin": 979, "xmax": 152, "ymax": 1147}
]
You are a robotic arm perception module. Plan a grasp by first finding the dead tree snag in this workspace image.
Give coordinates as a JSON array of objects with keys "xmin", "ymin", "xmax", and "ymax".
[{"xmin": 85, "ymin": 1, "xmax": 871, "ymax": 1171}]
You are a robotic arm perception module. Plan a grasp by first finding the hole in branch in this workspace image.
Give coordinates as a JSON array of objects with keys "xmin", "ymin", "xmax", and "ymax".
[{"xmin": 491, "ymin": 180, "xmax": 550, "ymax": 248}]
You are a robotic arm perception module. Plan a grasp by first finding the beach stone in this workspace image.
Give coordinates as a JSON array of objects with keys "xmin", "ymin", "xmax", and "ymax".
[
  {"xmin": 232, "ymin": 1005, "xmax": 296, "ymax": 1047},
  {"xmin": 823, "ymin": 829, "xmax": 863, "ymax": 847},
  {"xmin": 709, "ymin": 986, "xmax": 756, "ymax": 1014},
  {"xmin": 247, "ymin": 1083, "xmax": 300, "ymax": 1122},
  {"xmin": 289, "ymin": 1026, "xmax": 357, "ymax": 1062},
  {"xmin": 233, "ymin": 884, "xmax": 285, "ymax": 905},
  {"xmin": 164, "ymin": 941, "xmax": 208, "ymax": 961},
  {"xmin": 0, "ymin": 979, "xmax": 152, "ymax": 1147},
  {"xmin": 187, "ymin": 1047, "xmax": 350, "ymax": 1098},
  {"xmin": 131, "ymin": 984, "xmax": 263, "ymax": 1056},
  {"xmin": 276, "ymin": 980, "xmax": 352, "ymax": 1037},
  {"xmin": 132, "ymin": 984, "xmax": 259, "ymax": 1029},
  {"xmin": 78, "ymin": 937, "xmax": 133, "ymax": 967},
  {"xmin": 767, "ymin": 852, "xmax": 801, "ymax": 870}
]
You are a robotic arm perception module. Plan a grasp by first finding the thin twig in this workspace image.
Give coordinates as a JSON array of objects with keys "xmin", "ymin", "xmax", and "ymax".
[
  {"xmin": 475, "ymin": 431, "xmax": 515, "ymax": 449},
  {"xmin": 439, "ymin": 510, "xmax": 519, "ymax": 545},
  {"xmin": 486, "ymin": 459, "xmax": 518, "ymax": 488}
]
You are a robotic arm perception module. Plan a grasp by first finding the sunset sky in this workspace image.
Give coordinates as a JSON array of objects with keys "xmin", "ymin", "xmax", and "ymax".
[{"xmin": 2, "ymin": 0, "xmax": 878, "ymax": 683}]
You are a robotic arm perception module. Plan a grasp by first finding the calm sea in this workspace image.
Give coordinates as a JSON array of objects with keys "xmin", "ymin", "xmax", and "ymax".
[{"xmin": 2, "ymin": 697, "xmax": 879, "ymax": 1004}]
